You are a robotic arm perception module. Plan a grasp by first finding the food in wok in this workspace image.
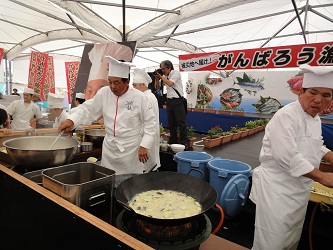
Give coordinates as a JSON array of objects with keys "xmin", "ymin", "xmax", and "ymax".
[
  {"xmin": 196, "ymin": 84, "xmax": 213, "ymax": 108},
  {"xmin": 129, "ymin": 189, "xmax": 202, "ymax": 219}
]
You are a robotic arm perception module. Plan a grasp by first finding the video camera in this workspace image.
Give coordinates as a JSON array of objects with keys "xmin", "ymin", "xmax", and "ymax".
[{"xmin": 154, "ymin": 68, "xmax": 163, "ymax": 75}]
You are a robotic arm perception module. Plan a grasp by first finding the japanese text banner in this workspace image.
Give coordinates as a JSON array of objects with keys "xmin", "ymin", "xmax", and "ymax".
[
  {"xmin": 42, "ymin": 56, "xmax": 55, "ymax": 101},
  {"xmin": 65, "ymin": 61, "xmax": 80, "ymax": 104},
  {"xmin": 28, "ymin": 51, "xmax": 48, "ymax": 92},
  {"xmin": 0, "ymin": 48, "xmax": 3, "ymax": 65},
  {"xmin": 179, "ymin": 42, "xmax": 333, "ymax": 71}
]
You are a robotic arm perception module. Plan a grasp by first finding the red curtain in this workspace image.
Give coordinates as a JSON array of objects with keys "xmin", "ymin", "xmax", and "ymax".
[
  {"xmin": 65, "ymin": 62, "xmax": 80, "ymax": 104},
  {"xmin": 0, "ymin": 48, "xmax": 3, "ymax": 65}
]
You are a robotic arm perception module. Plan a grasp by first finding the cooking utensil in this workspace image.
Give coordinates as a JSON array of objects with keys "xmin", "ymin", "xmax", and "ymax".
[
  {"xmin": 115, "ymin": 171, "xmax": 217, "ymax": 223},
  {"xmin": 3, "ymin": 136, "xmax": 77, "ymax": 169},
  {"xmin": 85, "ymin": 129, "xmax": 106, "ymax": 146},
  {"xmin": 48, "ymin": 130, "xmax": 64, "ymax": 150}
]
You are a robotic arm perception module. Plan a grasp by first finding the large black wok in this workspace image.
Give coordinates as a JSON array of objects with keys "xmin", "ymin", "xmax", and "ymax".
[
  {"xmin": 3, "ymin": 136, "xmax": 77, "ymax": 170},
  {"xmin": 115, "ymin": 171, "xmax": 217, "ymax": 223}
]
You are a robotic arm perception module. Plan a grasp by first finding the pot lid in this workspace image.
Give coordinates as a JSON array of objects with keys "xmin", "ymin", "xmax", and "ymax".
[{"xmin": 219, "ymin": 174, "xmax": 250, "ymax": 219}]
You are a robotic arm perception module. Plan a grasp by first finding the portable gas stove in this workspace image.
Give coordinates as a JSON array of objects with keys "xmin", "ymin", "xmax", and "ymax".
[{"xmin": 116, "ymin": 209, "xmax": 212, "ymax": 250}]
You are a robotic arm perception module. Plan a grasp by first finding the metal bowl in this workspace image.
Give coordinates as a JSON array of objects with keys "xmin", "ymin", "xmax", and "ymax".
[
  {"xmin": 3, "ymin": 136, "xmax": 78, "ymax": 170},
  {"xmin": 85, "ymin": 129, "xmax": 106, "ymax": 147}
]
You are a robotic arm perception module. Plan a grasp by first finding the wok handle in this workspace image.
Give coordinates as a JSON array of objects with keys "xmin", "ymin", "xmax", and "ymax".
[
  {"xmin": 187, "ymin": 168, "xmax": 205, "ymax": 180},
  {"xmin": 89, "ymin": 192, "xmax": 106, "ymax": 207}
]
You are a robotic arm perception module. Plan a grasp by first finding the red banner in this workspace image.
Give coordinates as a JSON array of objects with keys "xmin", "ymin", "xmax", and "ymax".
[
  {"xmin": 42, "ymin": 56, "xmax": 55, "ymax": 101},
  {"xmin": 28, "ymin": 52, "xmax": 48, "ymax": 94},
  {"xmin": 0, "ymin": 48, "xmax": 3, "ymax": 65},
  {"xmin": 179, "ymin": 42, "xmax": 333, "ymax": 72},
  {"xmin": 65, "ymin": 62, "xmax": 80, "ymax": 104}
]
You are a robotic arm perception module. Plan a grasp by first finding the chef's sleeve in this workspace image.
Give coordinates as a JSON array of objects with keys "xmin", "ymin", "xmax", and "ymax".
[{"xmin": 139, "ymin": 95, "xmax": 156, "ymax": 149}]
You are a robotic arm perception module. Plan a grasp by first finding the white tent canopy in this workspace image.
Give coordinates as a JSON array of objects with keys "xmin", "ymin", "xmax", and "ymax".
[{"xmin": 1, "ymin": 0, "xmax": 333, "ymax": 87}]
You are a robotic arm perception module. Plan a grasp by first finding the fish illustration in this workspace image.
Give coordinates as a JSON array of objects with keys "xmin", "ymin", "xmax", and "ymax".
[
  {"xmin": 252, "ymin": 96, "xmax": 283, "ymax": 114},
  {"xmin": 234, "ymin": 73, "xmax": 264, "ymax": 96}
]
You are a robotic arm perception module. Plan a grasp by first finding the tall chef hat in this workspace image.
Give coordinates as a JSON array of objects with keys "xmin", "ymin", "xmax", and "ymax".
[
  {"xmin": 132, "ymin": 68, "xmax": 152, "ymax": 86},
  {"xmin": 48, "ymin": 93, "xmax": 65, "ymax": 109},
  {"xmin": 76, "ymin": 92, "xmax": 85, "ymax": 99},
  {"xmin": 105, "ymin": 56, "xmax": 135, "ymax": 78},
  {"xmin": 300, "ymin": 64, "xmax": 333, "ymax": 89},
  {"xmin": 23, "ymin": 87, "xmax": 34, "ymax": 95}
]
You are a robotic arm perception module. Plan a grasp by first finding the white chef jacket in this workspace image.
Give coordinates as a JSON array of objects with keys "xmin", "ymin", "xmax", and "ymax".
[
  {"xmin": 68, "ymin": 86, "xmax": 156, "ymax": 174},
  {"xmin": 6, "ymin": 100, "xmax": 43, "ymax": 130},
  {"xmin": 165, "ymin": 70, "xmax": 184, "ymax": 99},
  {"xmin": 53, "ymin": 110, "xmax": 70, "ymax": 128},
  {"xmin": 142, "ymin": 89, "xmax": 160, "ymax": 172},
  {"xmin": 250, "ymin": 100, "xmax": 330, "ymax": 250}
]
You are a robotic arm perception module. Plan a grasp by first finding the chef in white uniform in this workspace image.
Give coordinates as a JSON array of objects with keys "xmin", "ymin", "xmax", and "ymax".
[
  {"xmin": 47, "ymin": 93, "xmax": 69, "ymax": 128},
  {"xmin": 132, "ymin": 68, "xmax": 160, "ymax": 172},
  {"xmin": 59, "ymin": 56, "xmax": 156, "ymax": 174},
  {"xmin": 6, "ymin": 87, "xmax": 42, "ymax": 130},
  {"xmin": 250, "ymin": 64, "xmax": 333, "ymax": 250}
]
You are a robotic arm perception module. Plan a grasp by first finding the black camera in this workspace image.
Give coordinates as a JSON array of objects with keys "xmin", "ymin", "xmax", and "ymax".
[{"xmin": 154, "ymin": 68, "xmax": 163, "ymax": 75}]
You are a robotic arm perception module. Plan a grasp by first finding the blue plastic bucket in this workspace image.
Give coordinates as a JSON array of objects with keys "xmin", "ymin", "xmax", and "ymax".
[
  {"xmin": 207, "ymin": 158, "xmax": 252, "ymax": 201},
  {"xmin": 173, "ymin": 151, "xmax": 213, "ymax": 181}
]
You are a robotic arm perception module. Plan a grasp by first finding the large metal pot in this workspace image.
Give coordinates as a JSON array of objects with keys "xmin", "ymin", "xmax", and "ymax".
[
  {"xmin": 85, "ymin": 129, "xmax": 106, "ymax": 147},
  {"xmin": 115, "ymin": 171, "xmax": 217, "ymax": 223},
  {"xmin": 3, "ymin": 136, "xmax": 77, "ymax": 170}
]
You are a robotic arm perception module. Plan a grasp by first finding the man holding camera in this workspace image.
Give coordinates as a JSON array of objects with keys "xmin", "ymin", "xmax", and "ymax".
[{"xmin": 154, "ymin": 60, "xmax": 188, "ymax": 148}]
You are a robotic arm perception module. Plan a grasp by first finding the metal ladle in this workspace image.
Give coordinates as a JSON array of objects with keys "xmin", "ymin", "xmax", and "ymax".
[{"xmin": 48, "ymin": 130, "xmax": 64, "ymax": 150}]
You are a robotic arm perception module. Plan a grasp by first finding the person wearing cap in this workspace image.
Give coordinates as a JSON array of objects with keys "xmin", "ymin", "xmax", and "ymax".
[
  {"xmin": 6, "ymin": 87, "xmax": 43, "ymax": 130},
  {"xmin": 59, "ymin": 56, "xmax": 156, "ymax": 175},
  {"xmin": 32, "ymin": 94, "xmax": 42, "ymax": 103},
  {"xmin": 69, "ymin": 92, "xmax": 85, "ymax": 115},
  {"xmin": 132, "ymin": 68, "xmax": 160, "ymax": 172},
  {"xmin": 48, "ymin": 93, "xmax": 69, "ymax": 128},
  {"xmin": 0, "ymin": 108, "xmax": 12, "ymax": 135},
  {"xmin": 250, "ymin": 64, "xmax": 333, "ymax": 249}
]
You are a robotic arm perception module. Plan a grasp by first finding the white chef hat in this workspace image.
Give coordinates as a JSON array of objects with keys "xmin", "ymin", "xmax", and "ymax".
[
  {"xmin": 76, "ymin": 92, "xmax": 85, "ymax": 99},
  {"xmin": 105, "ymin": 56, "xmax": 135, "ymax": 78},
  {"xmin": 23, "ymin": 87, "xmax": 34, "ymax": 95},
  {"xmin": 300, "ymin": 64, "xmax": 333, "ymax": 89},
  {"xmin": 48, "ymin": 93, "xmax": 65, "ymax": 109},
  {"xmin": 132, "ymin": 68, "xmax": 152, "ymax": 86}
]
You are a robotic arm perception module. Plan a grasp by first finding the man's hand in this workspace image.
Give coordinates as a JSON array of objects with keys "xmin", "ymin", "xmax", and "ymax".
[
  {"xmin": 58, "ymin": 119, "xmax": 75, "ymax": 132},
  {"xmin": 138, "ymin": 146, "xmax": 149, "ymax": 163}
]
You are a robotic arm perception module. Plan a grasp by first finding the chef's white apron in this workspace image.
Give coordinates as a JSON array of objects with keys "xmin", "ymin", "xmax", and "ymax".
[
  {"xmin": 101, "ymin": 133, "xmax": 144, "ymax": 175},
  {"xmin": 251, "ymin": 123, "xmax": 323, "ymax": 250}
]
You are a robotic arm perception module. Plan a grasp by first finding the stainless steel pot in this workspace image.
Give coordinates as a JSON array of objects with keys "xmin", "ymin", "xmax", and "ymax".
[
  {"xmin": 81, "ymin": 142, "xmax": 93, "ymax": 152},
  {"xmin": 3, "ymin": 136, "xmax": 77, "ymax": 170},
  {"xmin": 85, "ymin": 129, "xmax": 106, "ymax": 147}
]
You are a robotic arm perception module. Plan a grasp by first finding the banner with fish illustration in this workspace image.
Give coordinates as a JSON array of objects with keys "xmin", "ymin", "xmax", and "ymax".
[
  {"xmin": 65, "ymin": 61, "xmax": 80, "ymax": 104},
  {"xmin": 28, "ymin": 51, "xmax": 48, "ymax": 93},
  {"xmin": 0, "ymin": 48, "xmax": 3, "ymax": 65},
  {"xmin": 179, "ymin": 42, "xmax": 333, "ymax": 72},
  {"xmin": 186, "ymin": 69, "xmax": 306, "ymax": 114}
]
